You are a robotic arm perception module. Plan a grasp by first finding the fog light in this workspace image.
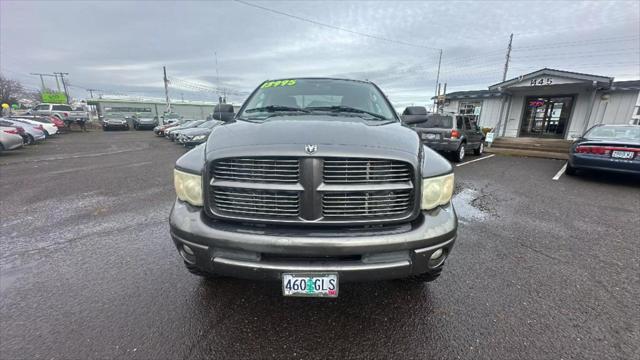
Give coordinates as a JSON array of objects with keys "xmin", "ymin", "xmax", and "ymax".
[
  {"xmin": 183, "ymin": 244, "xmax": 194, "ymax": 256},
  {"xmin": 430, "ymin": 248, "xmax": 443, "ymax": 260}
]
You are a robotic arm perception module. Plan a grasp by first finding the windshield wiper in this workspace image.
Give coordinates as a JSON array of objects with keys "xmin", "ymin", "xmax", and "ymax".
[
  {"xmin": 305, "ymin": 106, "xmax": 388, "ymax": 120},
  {"xmin": 245, "ymin": 105, "xmax": 310, "ymax": 113}
]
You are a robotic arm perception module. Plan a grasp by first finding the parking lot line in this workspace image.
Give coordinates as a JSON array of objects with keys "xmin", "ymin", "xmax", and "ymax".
[
  {"xmin": 552, "ymin": 162, "xmax": 567, "ymax": 181},
  {"xmin": 456, "ymin": 154, "xmax": 495, "ymax": 167}
]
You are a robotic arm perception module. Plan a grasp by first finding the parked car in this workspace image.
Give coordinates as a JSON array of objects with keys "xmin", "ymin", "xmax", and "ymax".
[
  {"xmin": 402, "ymin": 107, "xmax": 484, "ymax": 162},
  {"xmin": 166, "ymin": 120, "xmax": 204, "ymax": 141},
  {"xmin": 169, "ymin": 78, "xmax": 457, "ymax": 297},
  {"xmin": 47, "ymin": 116, "xmax": 66, "ymax": 130},
  {"xmin": 0, "ymin": 126, "xmax": 24, "ymax": 152},
  {"xmin": 161, "ymin": 113, "xmax": 182, "ymax": 124},
  {"xmin": 132, "ymin": 115, "xmax": 159, "ymax": 130},
  {"xmin": 9, "ymin": 117, "xmax": 58, "ymax": 137},
  {"xmin": 31, "ymin": 103, "xmax": 89, "ymax": 126},
  {"xmin": 566, "ymin": 124, "xmax": 640, "ymax": 175},
  {"xmin": 168, "ymin": 120, "xmax": 208, "ymax": 141},
  {"xmin": 154, "ymin": 122, "xmax": 178, "ymax": 136},
  {"xmin": 176, "ymin": 120, "xmax": 223, "ymax": 146},
  {"xmin": 0, "ymin": 119, "xmax": 46, "ymax": 144},
  {"xmin": 102, "ymin": 115, "xmax": 130, "ymax": 131}
]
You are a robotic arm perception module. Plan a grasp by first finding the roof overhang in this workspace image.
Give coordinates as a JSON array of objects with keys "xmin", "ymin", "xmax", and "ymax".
[{"xmin": 489, "ymin": 68, "xmax": 613, "ymax": 91}]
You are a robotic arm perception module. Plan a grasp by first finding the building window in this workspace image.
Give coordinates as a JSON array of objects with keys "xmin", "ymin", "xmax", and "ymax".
[{"xmin": 459, "ymin": 101, "xmax": 481, "ymax": 115}]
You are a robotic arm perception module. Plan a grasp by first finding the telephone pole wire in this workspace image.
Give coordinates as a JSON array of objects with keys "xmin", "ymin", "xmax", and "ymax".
[
  {"xmin": 502, "ymin": 33, "xmax": 514, "ymax": 82},
  {"xmin": 87, "ymin": 89, "xmax": 100, "ymax": 98},
  {"xmin": 30, "ymin": 73, "xmax": 55, "ymax": 90}
]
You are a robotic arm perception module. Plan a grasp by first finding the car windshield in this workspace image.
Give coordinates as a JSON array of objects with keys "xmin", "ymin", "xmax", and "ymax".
[
  {"xmin": 585, "ymin": 126, "xmax": 640, "ymax": 141},
  {"xmin": 238, "ymin": 79, "xmax": 396, "ymax": 121}
]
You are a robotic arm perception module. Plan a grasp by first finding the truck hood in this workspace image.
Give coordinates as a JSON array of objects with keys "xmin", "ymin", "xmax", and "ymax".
[{"xmin": 206, "ymin": 115, "xmax": 419, "ymax": 155}]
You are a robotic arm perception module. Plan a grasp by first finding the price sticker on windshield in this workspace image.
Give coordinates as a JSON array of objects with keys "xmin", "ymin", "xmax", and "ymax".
[{"xmin": 261, "ymin": 79, "xmax": 297, "ymax": 89}]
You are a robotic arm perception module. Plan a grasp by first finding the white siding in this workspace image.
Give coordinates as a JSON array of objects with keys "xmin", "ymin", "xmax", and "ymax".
[
  {"xmin": 439, "ymin": 98, "xmax": 502, "ymax": 129},
  {"xmin": 587, "ymin": 90, "xmax": 639, "ymax": 127},
  {"xmin": 477, "ymin": 98, "xmax": 502, "ymax": 129}
]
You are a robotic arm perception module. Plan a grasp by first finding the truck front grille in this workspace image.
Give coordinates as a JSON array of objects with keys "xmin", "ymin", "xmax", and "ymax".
[
  {"xmin": 322, "ymin": 190, "xmax": 412, "ymax": 218},
  {"xmin": 207, "ymin": 156, "xmax": 415, "ymax": 224},
  {"xmin": 323, "ymin": 158, "xmax": 411, "ymax": 184},
  {"xmin": 212, "ymin": 158, "xmax": 300, "ymax": 183},
  {"xmin": 211, "ymin": 187, "xmax": 300, "ymax": 218}
]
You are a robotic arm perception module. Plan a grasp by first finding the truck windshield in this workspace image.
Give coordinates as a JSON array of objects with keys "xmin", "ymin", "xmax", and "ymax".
[{"xmin": 239, "ymin": 79, "xmax": 396, "ymax": 121}]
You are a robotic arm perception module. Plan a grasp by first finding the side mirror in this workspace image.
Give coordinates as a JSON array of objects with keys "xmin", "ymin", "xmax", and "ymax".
[{"xmin": 212, "ymin": 104, "xmax": 235, "ymax": 122}]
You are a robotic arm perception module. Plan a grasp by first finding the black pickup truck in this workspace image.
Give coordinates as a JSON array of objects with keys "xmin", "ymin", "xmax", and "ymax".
[{"xmin": 169, "ymin": 78, "xmax": 458, "ymax": 297}]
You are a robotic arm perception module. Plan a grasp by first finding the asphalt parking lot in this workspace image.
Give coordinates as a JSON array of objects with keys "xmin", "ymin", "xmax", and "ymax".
[{"xmin": 1, "ymin": 130, "xmax": 638, "ymax": 360}]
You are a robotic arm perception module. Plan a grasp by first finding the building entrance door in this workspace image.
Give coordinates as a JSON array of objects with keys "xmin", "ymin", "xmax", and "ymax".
[{"xmin": 520, "ymin": 96, "xmax": 574, "ymax": 138}]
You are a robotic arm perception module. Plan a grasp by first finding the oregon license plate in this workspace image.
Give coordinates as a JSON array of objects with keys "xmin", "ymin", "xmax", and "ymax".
[
  {"xmin": 282, "ymin": 273, "xmax": 338, "ymax": 298},
  {"xmin": 611, "ymin": 151, "xmax": 634, "ymax": 159}
]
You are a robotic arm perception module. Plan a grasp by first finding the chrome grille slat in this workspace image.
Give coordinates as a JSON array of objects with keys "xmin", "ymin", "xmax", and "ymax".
[
  {"xmin": 323, "ymin": 158, "xmax": 411, "ymax": 184},
  {"xmin": 322, "ymin": 190, "xmax": 413, "ymax": 218},
  {"xmin": 210, "ymin": 186, "xmax": 300, "ymax": 219},
  {"xmin": 212, "ymin": 157, "xmax": 300, "ymax": 183}
]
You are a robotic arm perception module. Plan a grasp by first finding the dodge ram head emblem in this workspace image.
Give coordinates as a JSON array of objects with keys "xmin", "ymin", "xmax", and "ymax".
[{"xmin": 305, "ymin": 144, "xmax": 318, "ymax": 154}]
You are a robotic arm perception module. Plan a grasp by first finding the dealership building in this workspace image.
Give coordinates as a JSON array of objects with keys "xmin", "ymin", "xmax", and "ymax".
[{"xmin": 437, "ymin": 68, "xmax": 640, "ymax": 140}]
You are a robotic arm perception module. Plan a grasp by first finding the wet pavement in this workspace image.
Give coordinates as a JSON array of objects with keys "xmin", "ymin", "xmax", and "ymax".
[{"xmin": 1, "ymin": 130, "xmax": 639, "ymax": 359}]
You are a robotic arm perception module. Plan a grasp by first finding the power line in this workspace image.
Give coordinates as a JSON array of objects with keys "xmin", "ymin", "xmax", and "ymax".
[{"xmin": 234, "ymin": 0, "xmax": 440, "ymax": 51}]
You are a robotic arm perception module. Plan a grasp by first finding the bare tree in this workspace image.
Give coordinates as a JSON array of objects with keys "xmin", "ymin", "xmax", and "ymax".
[
  {"xmin": 0, "ymin": 73, "xmax": 26, "ymax": 105},
  {"xmin": 0, "ymin": 74, "xmax": 44, "ymax": 109}
]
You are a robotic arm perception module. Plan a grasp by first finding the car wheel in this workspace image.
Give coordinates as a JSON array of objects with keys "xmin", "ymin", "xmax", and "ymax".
[
  {"xmin": 453, "ymin": 143, "xmax": 466, "ymax": 162},
  {"xmin": 565, "ymin": 162, "xmax": 577, "ymax": 176},
  {"xmin": 27, "ymin": 134, "xmax": 35, "ymax": 145},
  {"xmin": 474, "ymin": 141, "xmax": 484, "ymax": 155}
]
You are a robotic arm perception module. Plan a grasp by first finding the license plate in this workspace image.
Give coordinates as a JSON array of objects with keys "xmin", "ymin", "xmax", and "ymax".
[
  {"xmin": 282, "ymin": 273, "xmax": 338, "ymax": 298},
  {"xmin": 422, "ymin": 133, "xmax": 438, "ymax": 140},
  {"xmin": 611, "ymin": 151, "xmax": 634, "ymax": 159}
]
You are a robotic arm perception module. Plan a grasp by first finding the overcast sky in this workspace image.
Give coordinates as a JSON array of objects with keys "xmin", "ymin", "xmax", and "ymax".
[{"xmin": 1, "ymin": 0, "xmax": 639, "ymax": 107}]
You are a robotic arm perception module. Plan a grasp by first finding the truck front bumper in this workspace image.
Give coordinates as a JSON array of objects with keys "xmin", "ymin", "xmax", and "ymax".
[{"xmin": 169, "ymin": 200, "xmax": 458, "ymax": 282}]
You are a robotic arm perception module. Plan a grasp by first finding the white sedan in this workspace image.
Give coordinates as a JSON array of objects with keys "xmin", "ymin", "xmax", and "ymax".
[{"xmin": 11, "ymin": 117, "xmax": 58, "ymax": 136}]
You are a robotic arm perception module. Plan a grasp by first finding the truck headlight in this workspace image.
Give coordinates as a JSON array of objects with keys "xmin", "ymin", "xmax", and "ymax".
[
  {"xmin": 174, "ymin": 169, "xmax": 203, "ymax": 206},
  {"xmin": 421, "ymin": 173, "xmax": 454, "ymax": 210}
]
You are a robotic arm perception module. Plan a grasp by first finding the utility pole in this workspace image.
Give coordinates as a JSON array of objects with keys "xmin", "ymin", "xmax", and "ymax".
[
  {"xmin": 87, "ymin": 89, "xmax": 100, "ymax": 98},
  {"xmin": 214, "ymin": 52, "xmax": 220, "ymax": 104},
  {"xmin": 54, "ymin": 72, "xmax": 70, "ymax": 104},
  {"xmin": 163, "ymin": 66, "xmax": 171, "ymax": 112},
  {"xmin": 434, "ymin": 49, "xmax": 443, "ymax": 113},
  {"xmin": 53, "ymin": 74, "xmax": 61, "ymax": 92},
  {"xmin": 30, "ymin": 73, "xmax": 52, "ymax": 90},
  {"xmin": 502, "ymin": 33, "xmax": 514, "ymax": 82}
]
